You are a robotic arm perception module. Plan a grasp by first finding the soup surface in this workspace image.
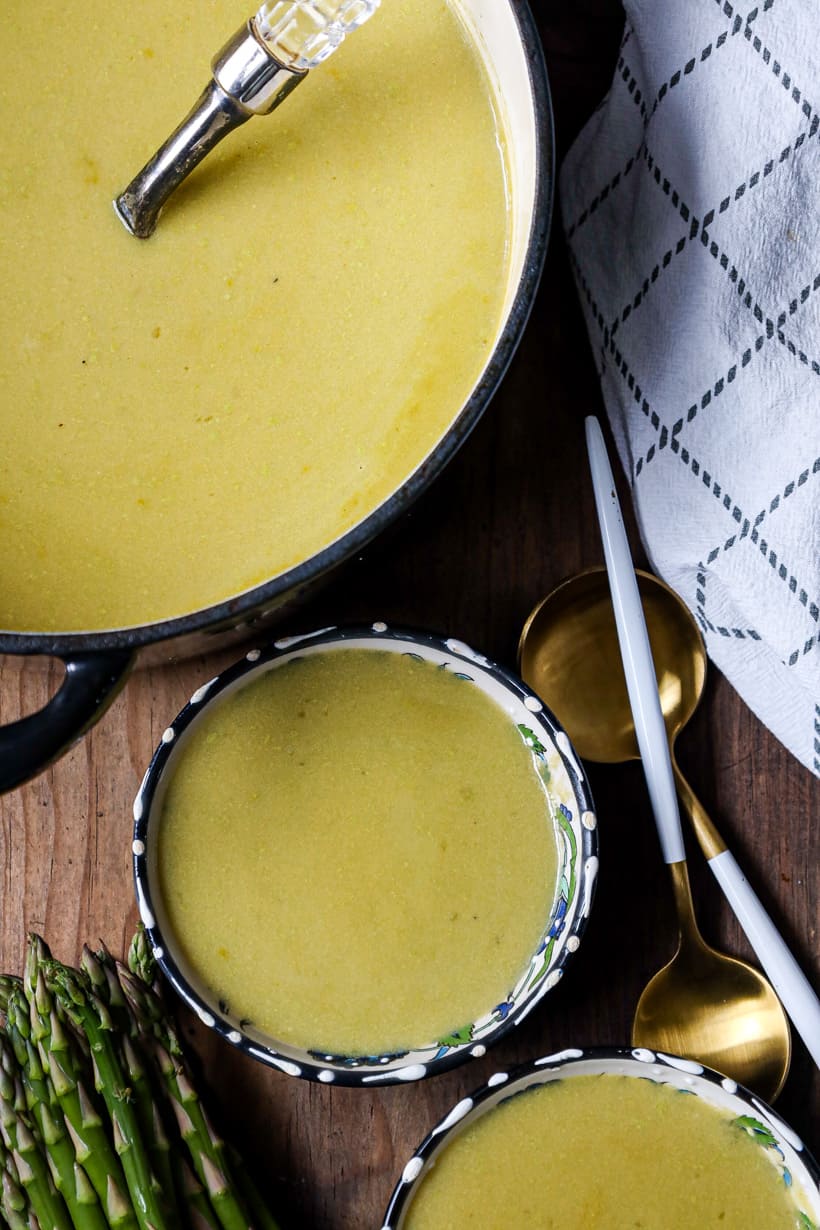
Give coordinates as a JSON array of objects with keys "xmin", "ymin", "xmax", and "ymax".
[
  {"xmin": 0, "ymin": 1, "xmax": 509, "ymax": 632},
  {"xmin": 156, "ymin": 649, "xmax": 559, "ymax": 1054},
  {"xmin": 403, "ymin": 1074, "xmax": 804, "ymax": 1229}
]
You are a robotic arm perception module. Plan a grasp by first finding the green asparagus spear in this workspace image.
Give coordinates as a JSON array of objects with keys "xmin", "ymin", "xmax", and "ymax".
[
  {"xmin": 4, "ymin": 985, "xmax": 109, "ymax": 1230},
  {"xmin": 45, "ymin": 963, "xmax": 171, "ymax": 1230},
  {"xmin": 126, "ymin": 929, "xmax": 156, "ymax": 992},
  {"xmin": 117, "ymin": 968, "xmax": 256, "ymax": 1230},
  {"xmin": 0, "ymin": 1038, "xmax": 73, "ymax": 1230},
  {"xmin": 0, "ymin": 1161, "xmax": 29, "ymax": 1230},
  {"xmin": 25, "ymin": 951, "xmax": 138, "ymax": 1230},
  {"xmin": 227, "ymin": 1145, "xmax": 284, "ymax": 1230},
  {"xmin": 87, "ymin": 946, "xmax": 184, "ymax": 1219},
  {"xmin": 180, "ymin": 1158, "xmax": 222, "ymax": 1230},
  {"xmin": 0, "ymin": 1126, "xmax": 26, "ymax": 1229},
  {"xmin": 0, "ymin": 978, "xmax": 22, "ymax": 1020}
]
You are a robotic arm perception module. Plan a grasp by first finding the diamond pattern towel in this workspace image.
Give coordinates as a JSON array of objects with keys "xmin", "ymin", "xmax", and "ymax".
[{"xmin": 560, "ymin": 0, "xmax": 820, "ymax": 777}]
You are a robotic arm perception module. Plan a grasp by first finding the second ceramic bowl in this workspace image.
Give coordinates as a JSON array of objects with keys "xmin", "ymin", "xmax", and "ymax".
[{"xmin": 132, "ymin": 624, "xmax": 598, "ymax": 1085}]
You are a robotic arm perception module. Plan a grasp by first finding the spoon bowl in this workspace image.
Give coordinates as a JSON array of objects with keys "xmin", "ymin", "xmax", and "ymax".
[
  {"xmin": 634, "ymin": 864, "xmax": 792, "ymax": 1101},
  {"xmin": 518, "ymin": 567, "xmax": 705, "ymax": 763},
  {"xmin": 518, "ymin": 565, "xmax": 792, "ymax": 1104}
]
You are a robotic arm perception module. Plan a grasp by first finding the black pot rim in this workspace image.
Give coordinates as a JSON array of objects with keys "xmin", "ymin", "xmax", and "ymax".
[
  {"xmin": 1, "ymin": 0, "xmax": 554, "ymax": 659},
  {"xmin": 132, "ymin": 623, "xmax": 598, "ymax": 1087}
]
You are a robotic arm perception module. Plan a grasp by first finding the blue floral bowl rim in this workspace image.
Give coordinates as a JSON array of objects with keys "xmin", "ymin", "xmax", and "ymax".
[{"xmin": 132, "ymin": 623, "xmax": 598, "ymax": 1086}]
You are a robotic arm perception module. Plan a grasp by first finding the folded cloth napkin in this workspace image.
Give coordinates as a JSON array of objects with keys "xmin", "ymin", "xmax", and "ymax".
[{"xmin": 560, "ymin": 0, "xmax": 820, "ymax": 776}]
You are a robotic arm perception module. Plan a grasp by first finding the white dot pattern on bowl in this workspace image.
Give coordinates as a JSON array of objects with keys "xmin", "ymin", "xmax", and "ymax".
[
  {"xmin": 534, "ymin": 1048, "xmax": 584, "ymax": 1067},
  {"xmin": 750, "ymin": 1099, "xmax": 805, "ymax": 1152},
  {"xmin": 435, "ymin": 1098, "xmax": 474, "ymax": 1134},
  {"xmin": 524, "ymin": 695, "xmax": 543, "ymax": 712},
  {"xmin": 152, "ymin": 946, "xmax": 164, "ymax": 961},
  {"xmin": 566, "ymin": 935, "xmax": 580, "ymax": 951},
  {"xmin": 721, "ymin": 1077, "xmax": 738, "ymax": 1094},
  {"xmin": 631, "ymin": 1048, "xmax": 656, "ymax": 1064},
  {"xmin": 371, "ymin": 621, "xmax": 388, "ymax": 632},
  {"xmin": 136, "ymin": 884, "xmax": 155, "ymax": 931},
  {"xmin": 190, "ymin": 678, "xmax": 218, "ymax": 704},
  {"xmin": 132, "ymin": 839, "xmax": 145, "ymax": 856},
  {"xmin": 273, "ymin": 626, "xmax": 336, "ymax": 651},
  {"xmin": 470, "ymin": 1044, "xmax": 486, "ymax": 1058},
  {"xmin": 555, "ymin": 730, "xmax": 583, "ymax": 781},
  {"xmin": 196, "ymin": 1007, "xmax": 215, "ymax": 1028},
  {"xmin": 161, "ymin": 727, "xmax": 175, "ymax": 744},
  {"xmin": 487, "ymin": 1071, "xmax": 509, "ymax": 1087},
  {"xmin": 658, "ymin": 1052, "xmax": 703, "ymax": 1075},
  {"xmin": 402, "ymin": 1158, "xmax": 424, "ymax": 1184},
  {"xmin": 133, "ymin": 797, "xmax": 143, "ymax": 822},
  {"xmin": 228, "ymin": 1031, "xmax": 242, "ymax": 1044},
  {"xmin": 246, "ymin": 649, "xmax": 261, "ymax": 662},
  {"xmin": 444, "ymin": 638, "xmax": 489, "ymax": 666},
  {"xmin": 580, "ymin": 856, "xmax": 599, "ymax": 917},
  {"xmin": 318, "ymin": 1070, "xmax": 335, "ymax": 1084},
  {"xmin": 582, "ymin": 810, "xmax": 596, "ymax": 829},
  {"xmin": 245, "ymin": 1048, "xmax": 302, "ymax": 1078}
]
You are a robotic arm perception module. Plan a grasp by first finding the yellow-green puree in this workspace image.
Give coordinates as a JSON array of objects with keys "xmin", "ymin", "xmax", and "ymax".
[
  {"xmin": 157, "ymin": 650, "xmax": 560, "ymax": 1055},
  {"xmin": 1, "ymin": 0, "xmax": 508, "ymax": 631},
  {"xmin": 405, "ymin": 1075, "xmax": 807, "ymax": 1229}
]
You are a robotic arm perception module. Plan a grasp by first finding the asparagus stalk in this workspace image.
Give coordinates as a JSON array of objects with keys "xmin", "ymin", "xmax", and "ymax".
[
  {"xmin": 117, "ymin": 968, "xmax": 259, "ymax": 1230},
  {"xmin": 126, "ymin": 930, "xmax": 156, "ymax": 993},
  {"xmin": 0, "ymin": 1160, "xmax": 29, "ymax": 1230},
  {"xmin": 0, "ymin": 1127, "xmax": 27, "ymax": 1230},
  {"xmin": 45, "ymin": 963, "xmax": 171, "ymax": 1230},
  {"xmin": 86, "ymin": 946, "xmax": 185, "ymax": 1221},
  {"xmin": 0, "ymin": 979, "xmax": 22, "ymax": 1021},
  {"xmin": 227, "ymin": 1145, "xmax": 284, "ymax": 1230},
  {"xmin": 4, "ymin": 986, "xmax": 109, "ymax": 1230},
  {"xmin": 25, "ymin": 955, "xmax": 138, "ymax": 1230},
  {"xmin": 0, "ymin": 1038, "xmax": 74, "ymax": 1230},
  {"xmin": 180, "ymin": 1158, "xmax": 222, "ymax": 1230}
]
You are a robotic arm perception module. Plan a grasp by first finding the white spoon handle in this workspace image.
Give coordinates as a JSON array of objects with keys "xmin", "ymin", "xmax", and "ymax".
[
  {"xmin": 585, "ymin": 416, "xmax": 685, "ymax": 865},
  {"xmin": 708, "ymin": 849, "xmax": 820, "ymax": 1068}
]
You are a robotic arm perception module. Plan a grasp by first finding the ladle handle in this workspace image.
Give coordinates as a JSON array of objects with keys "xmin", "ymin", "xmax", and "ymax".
[
  {"xmin": 674, "ymin": 762, "xmax": 820, "ymax": 1069},
  {"xmin": 585, "ymin": 417, "xmax": 685, "ymax": 864}
]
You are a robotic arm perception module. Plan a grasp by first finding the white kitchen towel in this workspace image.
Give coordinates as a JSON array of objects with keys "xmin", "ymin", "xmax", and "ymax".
[{"xmin": 560, "ymin": 0, "xmax": 820, "ymax": 776}]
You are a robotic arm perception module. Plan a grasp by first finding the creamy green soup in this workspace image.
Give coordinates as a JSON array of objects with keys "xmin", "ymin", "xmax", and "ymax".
[
  {"xmin": 156, "ymin": 649, "xmax": 560, "ymax": 1055},
  {"xmin": 1, "ymin": 0, "xmax": 509, "ymax": 631},
  {"xmin": 404, "ymin": 1074, "xmax": 807, "ymax": 1229}
]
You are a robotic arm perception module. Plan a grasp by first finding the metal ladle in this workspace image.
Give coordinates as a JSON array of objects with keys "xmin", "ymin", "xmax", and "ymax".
[
  {"xmin": 115, "ymin": 0, "xmax": 380, "ymax": 238},
  {"xmin": 519, "ymin": 565, "xmax": 800, "ymax": 1101}
]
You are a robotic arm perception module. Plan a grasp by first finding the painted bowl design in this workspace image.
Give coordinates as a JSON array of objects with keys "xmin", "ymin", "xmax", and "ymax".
[
  {"xmin": 132, "ymin": 624, "xmax": 598, "ymax": 1085},
  {"xmin": 383, "ymin": 1047, "xmax": 820, "ymax": 1228}
]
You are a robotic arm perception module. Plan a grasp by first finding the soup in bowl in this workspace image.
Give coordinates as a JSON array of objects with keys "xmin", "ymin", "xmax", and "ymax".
[{"xmin": 132, "ymin": 625, "xmax": 597, "ymax": 1083}]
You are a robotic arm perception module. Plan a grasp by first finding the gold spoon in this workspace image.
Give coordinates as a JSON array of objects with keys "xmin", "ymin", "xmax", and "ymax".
[
  {"xmin": 517, "ymin": 427, "xmax": 800, "ymax": 1102},
  {"xmin": 519, "ymin": 563, "xmax": 820, "ymax": 1098}
]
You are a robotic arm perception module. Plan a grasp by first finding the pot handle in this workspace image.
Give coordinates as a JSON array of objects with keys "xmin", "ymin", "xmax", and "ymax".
[{"xmin": 0, "ymin": 650, "xmax": 136, "ymax": 793}]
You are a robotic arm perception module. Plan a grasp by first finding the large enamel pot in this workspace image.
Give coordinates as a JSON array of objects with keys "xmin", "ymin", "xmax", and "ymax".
[{"xmin": 0, "ymin": 0, "xmax": 553, "ymax": 793}]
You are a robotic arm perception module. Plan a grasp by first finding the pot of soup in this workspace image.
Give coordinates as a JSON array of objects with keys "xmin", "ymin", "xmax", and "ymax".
[{"xmin": 0, "ymin": 0, "xmax": 552, "ymax": 790}]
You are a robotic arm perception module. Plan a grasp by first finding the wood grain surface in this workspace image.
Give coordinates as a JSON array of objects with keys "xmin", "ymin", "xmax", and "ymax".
[{"xmin": 1, "ymin": 5, "xmax": 817, "ymax": 1227}]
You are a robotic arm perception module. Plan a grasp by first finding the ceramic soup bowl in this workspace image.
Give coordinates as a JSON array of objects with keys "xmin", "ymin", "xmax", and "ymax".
[
  {"xmin": 383, "ymin": 1048, "xmax": 820, "ymax": 1228},
  {"xmin": 132, "ymin": 624, "xmax": 597, "ymax": 1085}
]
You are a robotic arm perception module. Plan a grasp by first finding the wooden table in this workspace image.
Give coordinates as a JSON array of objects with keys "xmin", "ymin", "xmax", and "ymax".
[{"xmin": 1, "ymin": 5, "xmax": 817, "ymax": 1225}]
